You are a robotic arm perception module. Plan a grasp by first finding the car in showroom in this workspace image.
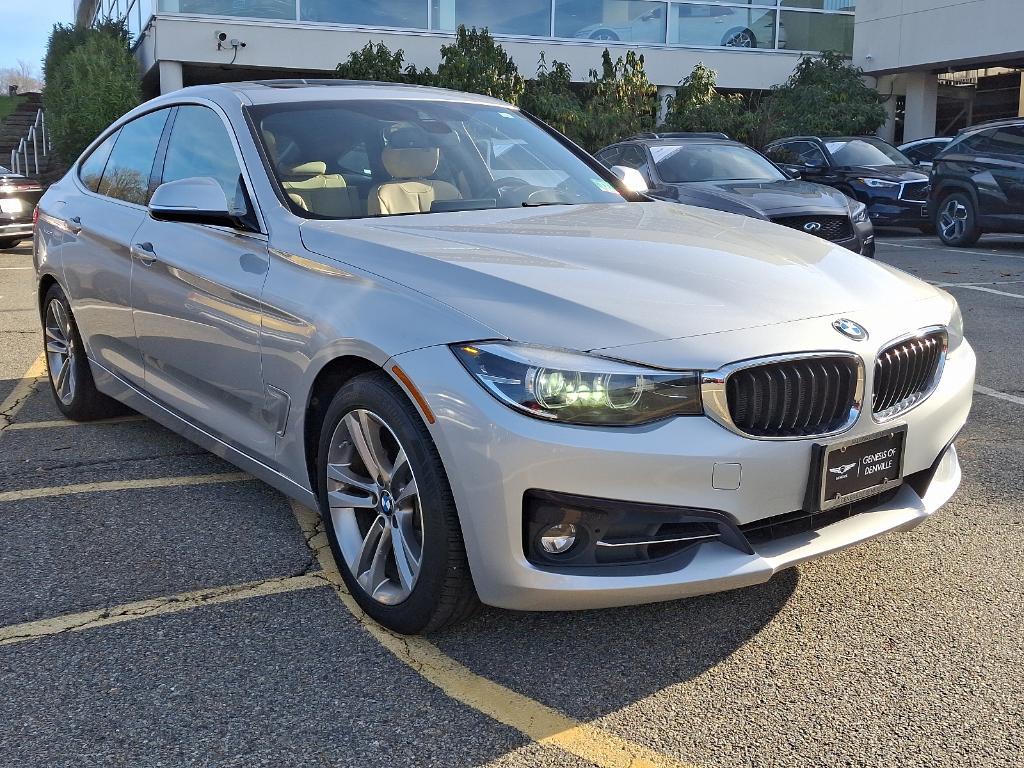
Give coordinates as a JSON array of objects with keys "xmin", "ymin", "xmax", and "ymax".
[
  {"xmin": 595, "ymin": 132, "xmax": 875, "ymax": 256},
  {"xmin": 898, "ymin": 136, "xmax": 952, "ymax": 168},
  {"xmin": 765, "ymin": 135, "xmax": 932, "ymax": 230},
  {"xmin": 0, "ymin": 164, "xmax": 43, "ymax": 249},
  {"xmin": 573, "ymin": 2, "xmax": 783, "ymax": 48},
  {"xmin": 928, "ymin": 117, "xmax": 1024, "ymax": 246},
  {"xmin": 33, "ymin": 81, "xmax": 974, "ymax": 634}
]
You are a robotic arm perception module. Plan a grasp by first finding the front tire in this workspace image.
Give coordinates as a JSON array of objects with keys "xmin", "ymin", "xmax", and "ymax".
[
  {"xmin": 724, "ymin": 28, "xmax": 757, "ymax": 48},
  {"xmin": 317, "ymin": 372, "xmax": 478, "ymax": 634},
  {"xmin": 41, "ymin": 284, "xmax": 123, "ymax": 421},
  {"xmin": 936, "ymin": 191, "xmax": 981, "ymax": 246},
  {"xmin": 589, "ymin": 29, "xmax": 620, "ymax": 41}
]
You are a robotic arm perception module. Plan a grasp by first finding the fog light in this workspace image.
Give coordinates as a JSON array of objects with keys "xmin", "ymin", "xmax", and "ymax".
[{"xmin": 539, "ymin": 523, "xmax": 577, "ymax": 554}]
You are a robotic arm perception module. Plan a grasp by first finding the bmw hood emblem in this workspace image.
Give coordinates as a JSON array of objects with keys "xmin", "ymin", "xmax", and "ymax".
[{"xmin": 832, "ymin": 318, "xmax": 868, "ymax": 341}]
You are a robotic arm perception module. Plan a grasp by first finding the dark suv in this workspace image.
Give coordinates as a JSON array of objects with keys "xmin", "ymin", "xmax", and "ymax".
[
  {"xmin": 764, "ymin": 135, "xmax": 931, "ymax": 230},
  {"xmin": 929, "ymin": 118, "xmax": 1024, "ymax": 246}
]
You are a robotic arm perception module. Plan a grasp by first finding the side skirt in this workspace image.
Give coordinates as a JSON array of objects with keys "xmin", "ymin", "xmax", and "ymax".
[{"xmin": 89, "ymin": 357, "xmax": 319, "ymax": 509}]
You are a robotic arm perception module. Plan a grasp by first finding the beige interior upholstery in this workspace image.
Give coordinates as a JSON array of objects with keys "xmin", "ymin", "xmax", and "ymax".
[
  {"xmin": 281, "ymin": 162, "xmax": 361, "ymax": 218},
  {"xmin": 369, "ymin": 147, "xmax": 462, "ymax": 216}
]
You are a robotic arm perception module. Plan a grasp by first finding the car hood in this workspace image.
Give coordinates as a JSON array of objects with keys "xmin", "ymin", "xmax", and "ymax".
[
  {"xmin": 665, "ymin": 179, "xmax": 851, "ymax": 217},
  {"xmin": 843, "ymin": 165, "xmax": 929, "ymax": 182},
  {"xmin": 299, "ymin": 202, "xmax": 938, "ymax": 354}
]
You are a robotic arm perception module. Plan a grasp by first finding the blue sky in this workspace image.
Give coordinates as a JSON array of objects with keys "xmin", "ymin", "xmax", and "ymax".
[{"xmin": 1, "ymin": 0, "xmax": 75, "ymax": 75}]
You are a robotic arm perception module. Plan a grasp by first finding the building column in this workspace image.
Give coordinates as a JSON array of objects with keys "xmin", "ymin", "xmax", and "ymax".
[
  {"xmin": 159, "ymin": 60, "xmax": 184, "ymax": 94},
  {"xmin": 657, "ymin": 85, "xmax": 675, "ymax": 124},
  {"xmin": 875, "ymin": 75, "xmax": 898, "ymax": 143},
  {"xmin": 903, "ymin": 70, "xmax": 938, "ymax": 142}
]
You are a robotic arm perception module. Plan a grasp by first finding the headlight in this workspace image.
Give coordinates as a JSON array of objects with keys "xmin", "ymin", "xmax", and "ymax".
[
  {"xmin": 848, "ymin": 199, "xmax": 869, "ymax": 223},
  {"xmin": 947, "ymin": 299, "xmax": 964, "ymax": 353},
  {"xmin": 451, "ymin": 342, "xmax": 702, "ymax": 426},
  {"xmin": 857, "ymin": 178, "xmax": 899, "ymax": 188}
]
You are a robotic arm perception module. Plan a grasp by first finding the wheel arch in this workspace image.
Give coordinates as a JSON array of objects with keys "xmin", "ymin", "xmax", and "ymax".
[
  {"xmin": 932, "ymin": 179, "xmax": 979, "ymax": 212},
  {"xmin": 37, "ymin": 272, "xmax": 61, "ymax": 320}
]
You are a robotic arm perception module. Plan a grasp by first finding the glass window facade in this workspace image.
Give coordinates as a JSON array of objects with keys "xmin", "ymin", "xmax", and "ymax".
[{"xmin": 92, "ymin": 0, "xmax": 855, "ymax": 56}]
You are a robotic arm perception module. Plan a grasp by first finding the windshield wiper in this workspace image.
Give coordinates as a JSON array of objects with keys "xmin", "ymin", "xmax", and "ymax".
[{"xmin": 521, "ymin": 200, "xmax": 575, "ymax": 208}]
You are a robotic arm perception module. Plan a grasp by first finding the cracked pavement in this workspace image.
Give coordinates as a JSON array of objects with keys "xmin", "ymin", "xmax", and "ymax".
[{"xmin": 1, "ymin": 236, "xmax": 1023, "ymax": 767}]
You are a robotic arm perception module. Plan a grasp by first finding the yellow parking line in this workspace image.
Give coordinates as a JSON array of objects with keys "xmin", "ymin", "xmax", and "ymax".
[
  {"xmin": 289, "ymin": 502, "xmax": 698, "ymax": 768},
  {"xmin": 6, "ymin": 414, "xmax": 147, "ymax": 431},
  {"xmin": 0, "ymin": 472, "xmax": 252, "ymax": 503},
  {"xmin": 0, "ymin": 352, "xmax": 47, "ymax": 431},
  {"xmin": 0, "ymin": 573, "xmax": 329, "ymax": 647}
]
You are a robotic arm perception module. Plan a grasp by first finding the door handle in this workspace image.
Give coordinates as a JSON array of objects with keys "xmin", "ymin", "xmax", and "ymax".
[
  {"xmin": 132, "ymin": 241, "xmax": 157, "ymax": 265},
  {"xmin": 67, "ymin": 216, "xmax": 82, "ymax": 235}
]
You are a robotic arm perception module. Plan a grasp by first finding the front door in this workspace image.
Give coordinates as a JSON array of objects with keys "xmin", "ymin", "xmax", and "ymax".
[
  {"xmin": 130, "ymin": 104, "xmax": 273, "ymax": 458},
  {"xmin": 59, "ymin": 109, "xmax": 171, "ymax": 386}
]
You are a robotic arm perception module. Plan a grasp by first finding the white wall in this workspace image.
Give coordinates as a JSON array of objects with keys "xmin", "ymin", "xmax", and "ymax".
[
  {"xmin": 142, "ymin": 15, "xmax": 805, "ymax": 91},
  {"xmin": 854, "ymin": 0, "xmax": 1024, "ymax": 74}
]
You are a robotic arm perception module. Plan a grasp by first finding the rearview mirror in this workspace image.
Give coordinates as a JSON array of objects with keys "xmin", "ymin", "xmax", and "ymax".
[
  {"xmin": 610, "ymin": 165, "xmax": 649, "ymax": 193},
  {"xmin": 149, "ymin": 177, "xmax": 244, "ymax": 229}
]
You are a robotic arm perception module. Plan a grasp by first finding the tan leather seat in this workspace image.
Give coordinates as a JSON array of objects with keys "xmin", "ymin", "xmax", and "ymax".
[
  {"xmin": 281, "ymin": 161, "xmax": 362, "ymax": 218},
  {"xmin": 368, "ymin": 147, "xmax": 461, "ymax": 216}
]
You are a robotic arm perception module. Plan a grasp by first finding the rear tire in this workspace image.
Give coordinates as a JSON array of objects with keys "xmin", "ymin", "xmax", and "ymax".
[
  {"xmin": 316, "ymin": 372, "xmax": 478, "ymax": 634},
  {"xmin": 936, "ymin": 191, "xmax": 981, "ymax": 246},
  {"xmin": 41, "ymin": 284, "xmax": 124, "ymax": 421}
]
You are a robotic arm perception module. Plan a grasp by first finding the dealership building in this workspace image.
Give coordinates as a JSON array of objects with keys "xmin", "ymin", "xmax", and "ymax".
[{"xmin": 73, "ymin": 0, "xmax": 1024, "ymax": 141}]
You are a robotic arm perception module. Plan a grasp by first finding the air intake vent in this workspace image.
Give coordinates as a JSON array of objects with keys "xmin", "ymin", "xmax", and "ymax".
[
  {"xmin": 725, "ymin": 356, "xmax": 861, "ymax": 438},
  {"xmin": 772, "ymin": 215, "xmax": 853, "ymax": 242},
  {"xmin": 873, "ymin": 330, "xmax": 946, "ymax": 420}
]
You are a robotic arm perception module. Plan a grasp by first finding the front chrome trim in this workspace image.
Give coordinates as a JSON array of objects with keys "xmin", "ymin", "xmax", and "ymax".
[
  {"xmin": 596, "ymin": 532, "xmax": 721, "ymax": 548},
  {"xmin": 871, "ymin": 325, "xmax": 948, "ymax": 423},
  {"xmin": 701, "ymin": 351, "xmax": 865, "ymax": 441}
]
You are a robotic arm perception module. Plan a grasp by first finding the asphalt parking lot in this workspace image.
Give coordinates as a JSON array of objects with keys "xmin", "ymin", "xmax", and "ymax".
[{"xmin": 1, "ymin": 233, "xmax": 1022, "ymax": 768}]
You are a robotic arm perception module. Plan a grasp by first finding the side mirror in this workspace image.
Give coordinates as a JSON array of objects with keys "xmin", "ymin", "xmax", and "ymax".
[
  {"xmin": 610, "ymin": 165, "xmax": 649, "ymax": 193},
  {"xmin": 149, "ymin": 177, "xmax": 244, "ymax": 229},
  {"xmin": 780, "ymin": 164, "xmax": 803, "ymax": 179}
]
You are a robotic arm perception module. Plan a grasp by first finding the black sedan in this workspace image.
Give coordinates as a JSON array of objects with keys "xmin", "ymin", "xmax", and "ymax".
[
  {"xmin": 764, "ymin": 135, "xmax": 931, "ymax": 231},
  {"xmin": 0, "ymin": 165, "xmax": 42, "ymax": 249},
  {"xmin": 595, "ymin": 133, "xmax": 875, "ymax": 256}
]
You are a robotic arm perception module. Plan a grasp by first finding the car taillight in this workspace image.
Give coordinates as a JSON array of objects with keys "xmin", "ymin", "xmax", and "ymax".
[{"xmin": 33, "ymin": 205, "xmax": 39, "ymax": 228}]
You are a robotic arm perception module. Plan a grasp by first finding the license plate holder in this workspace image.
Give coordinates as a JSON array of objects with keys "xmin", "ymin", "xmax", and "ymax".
[{"xmin": 807, "ymin": 426, "xmax": 907, "ymax": 512}]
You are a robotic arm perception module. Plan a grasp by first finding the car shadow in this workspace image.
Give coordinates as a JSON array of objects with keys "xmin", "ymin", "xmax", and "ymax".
[{"xmin": 433, "ymin": 568, "xmax": 798, "ymax": 721}]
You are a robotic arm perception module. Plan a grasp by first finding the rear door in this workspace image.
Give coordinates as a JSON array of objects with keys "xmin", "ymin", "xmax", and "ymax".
[
  {"xmin": 130, "ymin": 103, "xmax": 274, "ymax": 459},
  {"xmin": 59, "ymin": 109, "xmax": 171, "ymax": 386},
  {"xmin": 980, "ymin": 124, "xmax": 1024, "ymax": 227}
]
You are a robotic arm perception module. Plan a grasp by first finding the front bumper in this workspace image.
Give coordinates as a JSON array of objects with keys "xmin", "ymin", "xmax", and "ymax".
[{"xmin": 394, "ymin": 339, "xmax": 975, "ymax": 611}]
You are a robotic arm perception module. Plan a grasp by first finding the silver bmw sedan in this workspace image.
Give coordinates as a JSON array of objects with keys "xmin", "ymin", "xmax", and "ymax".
[{"xmin": 33, "ymin": 81, "xmax": 975, "ymax": 634}]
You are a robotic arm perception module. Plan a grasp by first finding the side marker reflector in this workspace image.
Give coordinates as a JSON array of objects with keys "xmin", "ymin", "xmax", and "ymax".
[{"xmin": 392, "ymin": 365, "xmax": 436, "ymax": 424}]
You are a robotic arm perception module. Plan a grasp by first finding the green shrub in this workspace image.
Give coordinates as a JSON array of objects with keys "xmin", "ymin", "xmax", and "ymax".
[
  {"xmin": 757, "ymin": 52, "xmax": 887, "ymax": 144},
  {"xmin": 520, "ymin": 54, "xmax": 585, "ymax": 142},
  {"xmin": 46, "ymin": 30, "xmax": 141, "ymax": 164},
  {"xmin": 435, "ymin": 26, "xmax": 524, "ymax": 104},
  {"xmin": 43, "ymin": 19, "xmax": 130, "ymax": 88},
  {"xmin": 662, "ymin": 62, "xmax": 760, "ymax": 145},
  {"xmin": 335, "ymin": 40, "xmax": 431, "ymax": 84},
  {"xmin": 579, "ymin": 49, "xmax": 657, "ymax": 151}
]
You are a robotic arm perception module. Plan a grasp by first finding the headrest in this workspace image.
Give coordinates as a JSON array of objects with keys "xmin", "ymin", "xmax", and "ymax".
[
  {"xmin": 289, "ymin": 161, "xmax": 328, "ymax": 175},
  {"xmin": 382, "ymin": 147, "xmax": 439, "ymax": 179}
]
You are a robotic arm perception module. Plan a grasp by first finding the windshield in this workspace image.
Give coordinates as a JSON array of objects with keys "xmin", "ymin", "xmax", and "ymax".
[
  {"xmin": 824, "ymin": 138, "xmax": 911, "ymax": 167},
  {"xmin": 649, "ymin": 143, "xmax": 785, "ymax": 183},
  {"xmin": 251, "ymin": 100, "xmax": 625, "ymax": 219}
]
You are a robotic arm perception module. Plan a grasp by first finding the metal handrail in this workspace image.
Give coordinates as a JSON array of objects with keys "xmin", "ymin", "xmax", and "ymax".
[{"xmin": 9, "ymin": 108, "xmax": 48, "ymax": 178}]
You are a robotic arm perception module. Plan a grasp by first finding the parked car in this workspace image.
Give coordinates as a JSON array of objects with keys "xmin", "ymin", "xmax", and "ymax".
[
  {"xmin": 765, "ymin": 136, "xmax": 932, "ymax": 231},
  {"xmin": 34, "ymin": 81, "xmax": 974, "ymax": 634},
  {"xmin": 898, "ymin": 137, "xmax": 952, "ymax": 168},
  {"xmin": 0, "ymin": 165, "xmax": 43, "ymax": 249},
  {"xmin": 928, "ymin": 117, "xmax": 1024, "ymax": 246},
  {"xmin": 576, "ymin": 3, "xmax": 783, "ymax": 49},
  {"xmin": 595, "ymin": 133, "xmax": 875, "ymax": 257}
]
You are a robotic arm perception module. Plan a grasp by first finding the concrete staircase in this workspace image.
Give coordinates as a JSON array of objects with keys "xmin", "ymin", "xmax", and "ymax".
[{"xmin": 0, "ymin": 92, "xmax": 66, "ymax": 183}]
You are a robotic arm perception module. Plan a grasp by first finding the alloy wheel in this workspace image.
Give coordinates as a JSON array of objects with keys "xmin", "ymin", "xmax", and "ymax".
[
  {"xmin": 726, "ymin": 30, "xmax": 755, "ymax": 48},
  {"xmin": 44, "ymin": 299, "xmax": 77, "ymax": 406},
  {"xmin": 939, "ymin": 197, "xmax": 968, "ymax": 241},
  {"xmin": 326, "ymin": 408, "xmax": 423, "ymax": 605}
]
